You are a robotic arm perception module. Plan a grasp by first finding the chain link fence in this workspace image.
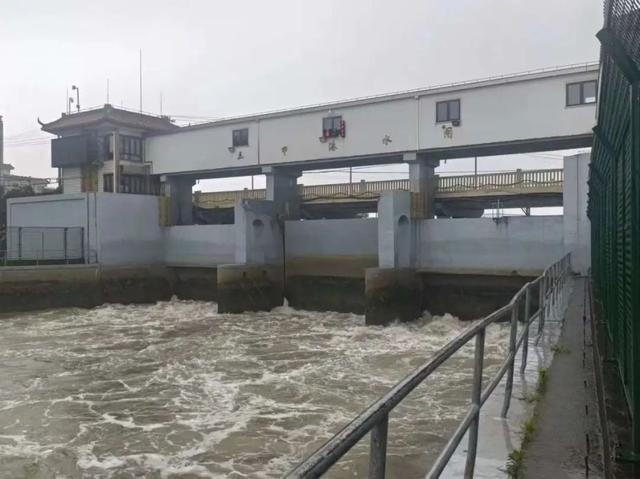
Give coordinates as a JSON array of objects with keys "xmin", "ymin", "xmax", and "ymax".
[{"xmin": 589, "ymin": 0, "xmax": 640, "ymax": 454}]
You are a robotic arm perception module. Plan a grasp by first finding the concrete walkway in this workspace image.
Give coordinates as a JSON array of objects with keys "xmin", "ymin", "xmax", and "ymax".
[{"xmin": 523, "ymin": 277, "xmax": 604, "ymax": 478}]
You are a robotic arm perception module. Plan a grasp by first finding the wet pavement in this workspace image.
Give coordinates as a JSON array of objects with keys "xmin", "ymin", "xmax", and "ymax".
[{"xmin": 523, "ymin": 278, "xmax": 604, "ymax": 478}]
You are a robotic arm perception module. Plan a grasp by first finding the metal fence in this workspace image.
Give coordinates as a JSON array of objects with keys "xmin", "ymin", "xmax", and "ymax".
[
  {"xmin": 589, "ymin": 0, "xmax": 640, "ymax": 454},
  {"xmin": 287, "ymin": 254, "xmax": 572, "ymax": 478},
  {"xmin": 1, "ymin": 226, "xmax": 89, "ymax": 265}
]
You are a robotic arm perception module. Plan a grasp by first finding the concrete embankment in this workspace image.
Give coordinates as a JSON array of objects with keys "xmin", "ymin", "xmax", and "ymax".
[
  {"xmin": 0, "ymin": 263, "xmax": 538, "ymax": 319},
  {"xmin": 0, "ymin": 265, "xmax": 174, "ymax": 313}
]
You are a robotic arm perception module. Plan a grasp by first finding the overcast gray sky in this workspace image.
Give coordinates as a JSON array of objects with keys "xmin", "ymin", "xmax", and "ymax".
[{"xmin": 0, "ymin": 0, "xmax": 602, "ymax": 189}]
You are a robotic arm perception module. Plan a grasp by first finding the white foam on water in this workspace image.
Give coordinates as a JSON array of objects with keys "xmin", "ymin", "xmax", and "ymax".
[{"xmin": 0, "ymin": 300, "xmax": 511, "ymax": 478}]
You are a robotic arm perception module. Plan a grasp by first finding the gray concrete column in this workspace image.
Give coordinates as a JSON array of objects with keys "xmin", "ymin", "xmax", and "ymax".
[
  {"xmin": 217, "ymin": 199, "xmax": 284, "ymax": 313},
  {"xmin": 366, "ymin": 190, "xmax": 422, "ymax": 326},
  {"xmin": 563, "ymin": 152, "xmax": 591, "ymax": 274},
  {"xmin": 164, "ymin": 176, "xmax": 195, "ymax": 225},
  {"xmin": 404, "ymin": 153, "xmax": 439, "ymax": 219},
  {"xmin": 233, "ymin": 200, "xmax": 282, "ymax": 265},
  {"xmin": 263, "ymin": 166, "xmax": 301, "ymax": 219},
  {"xmin": 378, "ymin": 191, "xmax": 414, "ymax": 269}
]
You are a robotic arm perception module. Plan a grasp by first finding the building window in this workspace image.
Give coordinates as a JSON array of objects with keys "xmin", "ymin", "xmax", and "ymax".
[
  {"xmin": 566, "ymin": 80, "xmax": 597, "ymax": 106},
  {"xmin": 104, "ymin": 174, "xmax": 113, "ymax": 192},
  {"xmin": 322, "ymin": 116, "xmax": 344, "ymax": 138},
  {"xmin": 103, "ymin": 134, "xmax": 144, "ymax": 162},
  {"xmin": 232, "ymin": 128, "xmax": 249, "ymax": 147},
  {"xmin": 103, "ymin": 173, "xmax": 158, "ymax": 195},
  {"xmin": 436, "ymin": 99, "xmax": 461, "ymax": 123}
]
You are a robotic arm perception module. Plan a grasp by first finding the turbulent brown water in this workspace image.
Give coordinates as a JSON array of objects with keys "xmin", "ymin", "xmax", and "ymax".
[{"xmin": 0, "ymin": 300, "xmax": 513, "ymax": 479}]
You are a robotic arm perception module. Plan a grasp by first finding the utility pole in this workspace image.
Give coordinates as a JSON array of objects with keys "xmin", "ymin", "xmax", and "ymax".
[
  {"xmin": 474, "ymin": 156, "xmax": 478, "ymax": 188},
  {"xmin": 139, "ymin": 49, "xmax": 143, "ymax": 112}
]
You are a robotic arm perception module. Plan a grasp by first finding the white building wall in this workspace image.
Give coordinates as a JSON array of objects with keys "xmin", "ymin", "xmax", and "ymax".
[
  {"xmin": 6, "ymin": 193, "xmax": 164, "ymax": 266},
  {"xmin": 258, "ymin": 98, "xmax": 417, "ymax": 165},
  {"xmin": 94, "ymin": 194, "xmax": 164, "ymax": 266},
  {"xmin": 417, "ymin": 71, "xmax": 597, "ymax": 149},
  {"xmin": 149, "ymin": 122, "xmax": 260, "ymax": 174},
  {"xmin": 148, "ymin": 66, "xmax": 598, "ymax": 175},
  {"xmin": 6, "ymin": 194, "xmax": 98, "ymax": 259}
]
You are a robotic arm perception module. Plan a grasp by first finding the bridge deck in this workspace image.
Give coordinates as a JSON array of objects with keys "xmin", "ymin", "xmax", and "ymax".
[{"xmin": 194, "ymin": 168, "xmax": 563, "ymax": 209}]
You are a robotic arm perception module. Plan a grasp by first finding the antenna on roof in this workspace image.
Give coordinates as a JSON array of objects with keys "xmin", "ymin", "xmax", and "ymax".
[
  {"xmin": 160, "ymin": 92, "xmax": 163, "ymax": 115},
  {"xmin": 139, "ymin": 48, "xmax": 143, "ymax": 112},
  {"xmin": 106, "ymin": 79, "xmax": 110, "ymax": 104}
]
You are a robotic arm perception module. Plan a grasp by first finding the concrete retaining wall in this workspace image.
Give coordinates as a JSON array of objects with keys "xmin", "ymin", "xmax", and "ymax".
[
  {"xmin": 417, "ymin": 216, "xmax": 565, "ymax": 276},
  {"xmin": 284, "ymin": 218, "xmax": 378, "ymax": 313},
  {"xmin": 285, "ymin": 218, "xmax": 378, "ymax": 277},
  {"xmin": 164, "ymin": 225, "xmax": 235, "ymax": 267},
  {"xmin": 0, "ymin": 264, "xmax": 172, "ymax": 313}
]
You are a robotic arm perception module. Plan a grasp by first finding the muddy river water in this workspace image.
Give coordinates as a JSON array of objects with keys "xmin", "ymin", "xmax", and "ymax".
[{"xmin": 0, "ymin": 300, "xmax": 516, "ymax": 478}]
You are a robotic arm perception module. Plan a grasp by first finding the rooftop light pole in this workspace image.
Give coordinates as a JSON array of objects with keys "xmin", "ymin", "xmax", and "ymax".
[{"xmin": 71, "ymin": 85, "xmax": 80, "ymax": 112}]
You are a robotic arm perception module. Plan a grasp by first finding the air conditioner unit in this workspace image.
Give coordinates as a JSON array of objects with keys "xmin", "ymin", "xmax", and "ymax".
[{"xmin": 452, "ymin": 120, "xmax": 461, "ymax": 127}]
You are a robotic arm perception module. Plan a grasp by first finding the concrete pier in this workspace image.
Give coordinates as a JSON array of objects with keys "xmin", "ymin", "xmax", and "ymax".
[
  {"xmin": 365, "ymin": 267, "xmax": 422, "ymax": 325},
  {"xmin": 217, "ymin": 264, "xmax": 283, "ymax": 313},
  {"xmin": 264, "ymin": 166, "xmax": 301, "ymax": 219},
  {"xmin": 164, "ymin": 176, "xmax": 196, "ymax": 225},
  {"xmin": 365, "ymin": 190, "xmax": 421, "ymax": 325},
  {"xmin": 405, "ymin": 153, "xmax": 439, "ymax": 219}
]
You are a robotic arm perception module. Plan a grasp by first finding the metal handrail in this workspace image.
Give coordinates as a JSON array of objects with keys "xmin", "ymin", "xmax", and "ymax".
[
  {"xmin": 286, "ymin": 253, "xmax": 572, "ymax": 479},
  {"xmin": 193, "ymin": 168, "xmax": 564, "ymax": 208}
]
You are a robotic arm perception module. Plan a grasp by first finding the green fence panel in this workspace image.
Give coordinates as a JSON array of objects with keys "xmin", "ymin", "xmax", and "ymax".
[{"xmin": 590, "ymin": 0, "xmax": 640, "ymax": 454}]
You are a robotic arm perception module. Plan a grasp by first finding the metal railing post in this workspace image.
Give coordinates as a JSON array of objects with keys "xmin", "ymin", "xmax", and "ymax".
[
  {"xmin": 464, "ymin": 329, "xmax": 485, "ymax": 479},
  {"xmin": 520, "ymin": 286, "xmax": 531, "ymax": 374},
  {"xmin": 538, "ymin": 277, "xmax": 546, "ymax": 335},
  {"xmin": 369, "ymin": 414, "xmax": 389, "ymax": 479},
  {"xmin": 553, "ymin": 264, "xmax": 559, "ymax": 309},
  {"xmin": 17, "ymin": 226, "xmax": 22, "ymax": 260},
  {"xmin": 501, "ymin": 300, "xmax": 519, "ymax": 417},
  {"xmin": 63, "ymin": 227, "xmax": 68, "ymax": 264}
]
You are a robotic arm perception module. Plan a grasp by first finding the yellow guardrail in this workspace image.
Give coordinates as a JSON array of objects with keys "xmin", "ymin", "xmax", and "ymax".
[{"xmin": 194, "ymin": 168, "xmax": 563, "ymax": 209}]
